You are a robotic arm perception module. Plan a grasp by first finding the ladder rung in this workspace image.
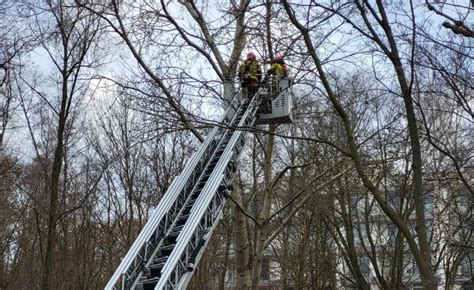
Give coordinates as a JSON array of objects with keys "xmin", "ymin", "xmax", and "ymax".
[
  {"xmin": 139, "ymin": 276, "xmax": 160, "ymax": 283},
  {"xmin": 184, "ymin": 201, "xmax": 195, "ymax": 209},
  {"xmin": 169, "ymin": 225, "xmax": 184, "ymax": 236},
  {"xmin": 153, "ymin": 255, "xmax": 169, "ymax": 263},
  {"xmin": 178, "ymin": 213, "xmax": 190, "ymax": 221},
  {"xmin": 187, "ymin": 198, "xmax": 197, "ymax": 207},
  {"xmin": 153, "ymin": 256, "xmax": 168, "ymax": 268},
  {"xmin": 183, "ymin": 206, "xmax": 194, "ymax": 215},
  {"xmin": 139, "ymin": 277, "xmax": 160, "ymax": 290},
  {"xmin": 148, "ymin": 261, "xmax": 166, "ymax": 276},
  {"xmin": 159, "ymin": 243, "xmax": 175, "ymax": 253},
  {"xmin": 177, "ymin": 214, "xmax": 190, "ymax": 225}
]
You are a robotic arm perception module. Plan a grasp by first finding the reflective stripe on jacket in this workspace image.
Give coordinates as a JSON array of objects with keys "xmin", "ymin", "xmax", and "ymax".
[{"xmin": 238, "ymin": 60, "xmax": 262, "ymax": 82}]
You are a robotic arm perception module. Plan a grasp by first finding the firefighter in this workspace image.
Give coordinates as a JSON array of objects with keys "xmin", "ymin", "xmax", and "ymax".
[
  {"xmin": 238, "ymin": 52, "xmax": 262, "ymax": 100},
  {"xmin": 266, "ymin": 53, "xmax": 288, "ymax": 94}
]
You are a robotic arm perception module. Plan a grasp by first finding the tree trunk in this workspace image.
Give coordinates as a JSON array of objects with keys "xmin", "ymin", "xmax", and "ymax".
[
  {"xmin": 251, "ymin": 124, "xmax": 276, "ymax": 289},
  {"xmin": 233, "ymin": 187, "xmax": 251, "ymax": 289},
  {"xmin": 219, "ymin": 220, "xmax": 232, "ymax": 290},
  {"xmin": 41, "ymin": 69, "xmax": 69, "ymax": 290}
]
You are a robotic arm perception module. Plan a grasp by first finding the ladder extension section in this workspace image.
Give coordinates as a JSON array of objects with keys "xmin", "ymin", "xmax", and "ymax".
[
  {"xmin": 153, "ymin": 96, "xmax": 259, "ymax": 290},
  {"xmin": 105, "ymin": 93, "xmax": 258, "ymax": 290}
]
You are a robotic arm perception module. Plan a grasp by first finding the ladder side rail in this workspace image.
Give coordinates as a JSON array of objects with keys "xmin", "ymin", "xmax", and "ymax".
[
  {"xmin": 133, "ymin": 96, "xmax": 248, "ymax": 288},
  {"xmin": 105, "ymin": 129, "xmax": 217, "ymax": 290},
  {"xmin": 176, "ymin": 124, "xmax": 252, "ymax": 289},
  {"xmin": 177, "ymin": 100, "xmax": 258, "ymax": 289},
  {"xmin": 106, "ymin": 92, "xmax": 241, "ymax": 290},
  {"xmin": 176, "ymin": 210, "xmax": 224, "ymax": 289},
  {"xmin": 155, "ymin": 96, "xmax": 259, "ymax": 290}
]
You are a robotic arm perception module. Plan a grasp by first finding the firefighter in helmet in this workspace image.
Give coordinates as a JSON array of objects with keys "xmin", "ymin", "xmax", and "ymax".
[
  {"xmin": 266, "ymin": 53, "xmax": 288, "ymax": 94},
  {"xmin": 238, "ymin": 52, "xmax": 262, "ymax": 99}
]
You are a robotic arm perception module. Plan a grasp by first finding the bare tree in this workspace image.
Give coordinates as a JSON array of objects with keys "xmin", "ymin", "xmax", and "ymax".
[
  {"xmin": 280, "ymin": 1, "xmax": 448, "ymax": 287},
  {"xmin": 15, "ymin": 1, "xmax": 103, "ymax": 288}
]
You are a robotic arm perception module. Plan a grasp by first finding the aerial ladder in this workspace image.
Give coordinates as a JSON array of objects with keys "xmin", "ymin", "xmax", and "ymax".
[{"xmin": 105, "ymin": 79, "xmax": 292, "ymax": 290}]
